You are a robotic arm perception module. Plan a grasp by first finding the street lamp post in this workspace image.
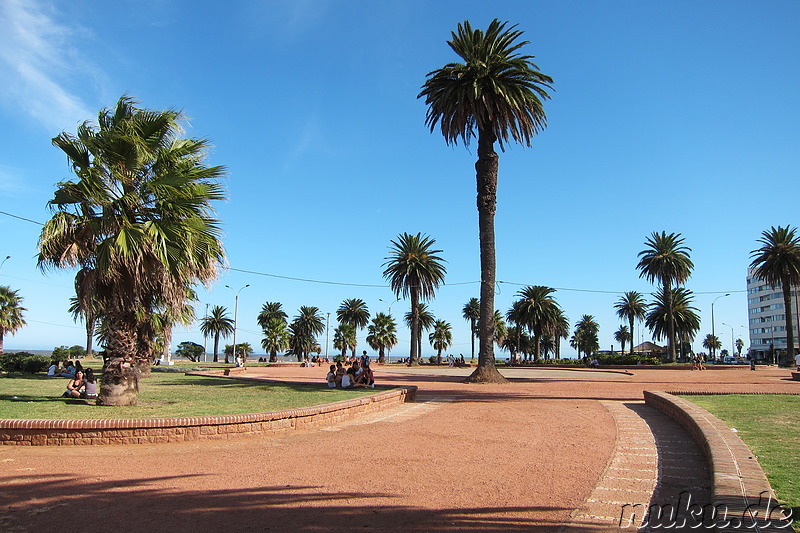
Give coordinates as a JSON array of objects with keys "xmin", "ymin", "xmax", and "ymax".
[
  {"xmin": 711, "ymin": 293, "xmax": 730, "ymax": 361},
  {"xmin": 225, "ymin": 284, "xmax": 250, "ymax": 365},
  {"xmin": 379, "ymin": 297, "xmax": 400, "ymax": 316},
  {"xmin": 0, "ymin": 255, "xmax": 10, "ymax": 273},
  {"xmin": 325, "ymin": 312, "xmax": 330, "ymax": 359},
  {"xmin": 722, "ymin": 322, "xmax": 735, "ymax": 360}
]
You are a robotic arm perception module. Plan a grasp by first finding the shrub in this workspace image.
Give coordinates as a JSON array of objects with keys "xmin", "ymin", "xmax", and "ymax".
[
  {"xmin": 596, "ymin": 353, "xmax": 661, "ymax": 366},
  {"xmin": 0, "ymin": 352, "xmax": 51, "ymax": 373}
]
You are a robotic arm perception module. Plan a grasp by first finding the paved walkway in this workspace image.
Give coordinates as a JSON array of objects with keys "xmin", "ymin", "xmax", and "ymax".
[{"xmin": 0, "ymin": 365, "xmax": 795, "ymax": 532}]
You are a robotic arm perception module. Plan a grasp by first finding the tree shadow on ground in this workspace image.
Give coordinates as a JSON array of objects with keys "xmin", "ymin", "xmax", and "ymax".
[{"xmin": 0, "ymin": 473, "xmax": 593, "ymax": 532}]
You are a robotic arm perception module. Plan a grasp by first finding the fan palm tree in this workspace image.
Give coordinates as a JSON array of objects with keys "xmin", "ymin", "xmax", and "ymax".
[
  {"xmin": 636, "ymin": 232, "xmax": 694, "ymax": 362},
  {"xmin": 0, "ymin": 286, "xmax": 26, "ymax": 354},
  {"xmin": 512, "ymin": 285, "xmax": 561, "ymax": 361},
  {"xmin": 462, "ymin": 298, "xmax": 480, "ymax": 363},
  {"xmin": 750, "ymin": 226, "xmax": 800, "ymax": 363},
  {"xmin": 367, "ymin": 312, "xmax": 399, "ymax": 364},
  {"xmin": 37, "ymin": 96, "xmax": 225, "ymax": 405},
  {"xmin": 419, "ymin": 19, "xmax": 552, "ymax": 383},
  {"xmin": 735, "ymin": 338, "xmax": 744, "ymax": 357},
  {"xmin": 614, "ymin": 325, "xmax": 631, "ymax": 355},
  {"xmin": 614, "ymin": 291, "xmax": 647, "ymax": 355},
  {"xmin": 200, "ymin": 306, "xmax": 234, "ymax": 363},
  {"xmin": 383, "ymin": 233, "xmax": 446, "ymax": 366},
  {"xmin": 645, "ymin": 287, "xmax": 701, "ymax": 358},
  {"xmin": 429, "ymin": 319, "xmax": 453, "ymax": 365},
  {"xmin": 337, "ymin": 298, "xmax": 370, "ymax": 358},
  {"xmin": 261, "ymin": 317, "xmax": 289, "ymax": 363},
  {"xmin": 333, "ymin": 323, "xmax": 357, "ymax": 358}
]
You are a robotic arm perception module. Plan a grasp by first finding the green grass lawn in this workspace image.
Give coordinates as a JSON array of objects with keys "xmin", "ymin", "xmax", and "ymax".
[
  {"xmin": 0, "ymin": 370, "xmax": 376, "ymax": 420},
  {"xmin": 682, "ymin": 394, "xmax": 800, "ymax": 531}
]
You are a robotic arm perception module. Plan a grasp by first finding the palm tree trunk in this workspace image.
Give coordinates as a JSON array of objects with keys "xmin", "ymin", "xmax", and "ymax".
[
  {"xmin": 467, "ymin": 130, "xmax": 506, "ymax": 383},
  {"xmin": 470, "ymin": 319, "xmax": 476, "ymax": 363},
  {"xmin": 86, "ymin": 320, "xmax": 95, "ymax": 357},
  {"xmin": 98, "ymin": 312, "xmax": 139, "ymax": 406},
  {"xmin": 665, "ymin": 283, "xmax": 677, "ymax": 362},
  {"xmin": 410, "ymin": 289, "xmax": 420, "ymax": 365},
  {"xmin": 629, "ymin": 317, "xmax": 635, "ymax": 355},
  {"xmin": 782, "ymin": 276, "xmax": 795, "ymax": 365},
  {"xmin": 213, "ymin": 334, "xmax": 220, "ymax": 362},
  {"xmin": 0, "ymin": 331, "xmax": 4, "ymax": 354}
]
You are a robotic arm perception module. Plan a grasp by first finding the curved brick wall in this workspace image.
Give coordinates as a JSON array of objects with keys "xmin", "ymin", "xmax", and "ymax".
[
  {"xmin": 0, "ymin": 386, "xmax": 416, "ymax": 446},
  {"xmin": 644, "ymin": 391, "xmax": 793, "ymax": 530}
]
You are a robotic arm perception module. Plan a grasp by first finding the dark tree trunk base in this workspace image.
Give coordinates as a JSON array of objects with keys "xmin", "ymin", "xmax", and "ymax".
[
  {"xmin": 464, "ymin": 365, "xmax": 508, "ymax": 384},
  {"xmin": 98, "ymin": 358, "xmax": 139, "ymax": 406}
]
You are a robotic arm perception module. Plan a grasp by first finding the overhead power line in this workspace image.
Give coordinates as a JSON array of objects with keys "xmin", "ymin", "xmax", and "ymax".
[{"xmin": 0, "ymin": 209, "xmax": 745, "ymax": 296}]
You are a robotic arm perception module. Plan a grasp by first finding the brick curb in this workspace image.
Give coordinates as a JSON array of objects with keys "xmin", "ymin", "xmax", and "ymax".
[
  {"xmin": 644, "ymin": 391, "xmax": 793, "ymax": 531},
  {"xmin": 0, "ymin": 382, "xmax": 417, "ymax": 446}
]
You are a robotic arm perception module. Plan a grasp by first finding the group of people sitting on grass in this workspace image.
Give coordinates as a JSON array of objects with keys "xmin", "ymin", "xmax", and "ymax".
[
  {"xmin": 60, "ymin": 368, "xmax": 98, "ymax": 400},
  {"xmin": 47, "ymin": 360, "xmax": 82, "ymax": 378},
  {"xmin": 326, "ymin": 356, "xmax": 375, "ymax": 388}
]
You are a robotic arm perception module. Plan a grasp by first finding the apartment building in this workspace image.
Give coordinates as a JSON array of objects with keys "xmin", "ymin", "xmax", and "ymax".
[{"xmin": 747, "ymin": 269, "xmax": 799, "ymax": 361}]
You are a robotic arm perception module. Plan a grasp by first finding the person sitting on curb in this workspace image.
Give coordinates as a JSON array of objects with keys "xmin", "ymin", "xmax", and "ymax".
[
  {"xmin": 81, "ymin": 368, "xmax": 98, "ymax": 399},
  {"xmin": 63, "ymin": 370, "xmax": 84, "ymax": 398}
]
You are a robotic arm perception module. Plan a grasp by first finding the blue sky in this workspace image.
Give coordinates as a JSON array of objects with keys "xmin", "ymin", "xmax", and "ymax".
[{"xmin": 1, "ymin": 0, "xmax": 798, "ymax": 357}]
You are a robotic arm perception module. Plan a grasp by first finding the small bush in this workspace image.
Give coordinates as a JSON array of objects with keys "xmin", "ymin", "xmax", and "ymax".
[{"xmin": 596, "ymin": 353, "xmax": 661, "ymax": 366}]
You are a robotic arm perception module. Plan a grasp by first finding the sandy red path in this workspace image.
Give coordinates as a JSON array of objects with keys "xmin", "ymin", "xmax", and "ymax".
[{"xmin": 0, "ymin": 366, "xmax": 796, "ymax": 532}]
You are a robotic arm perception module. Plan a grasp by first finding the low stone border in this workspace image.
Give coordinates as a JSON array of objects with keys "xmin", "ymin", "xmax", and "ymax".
[
  {"xmin": 644, "ymin": 391, "xmax": 793, "ymax": 531},
  {"xmin": 0, "ymin": 385, "xmax": 416, "ymax": 446}
]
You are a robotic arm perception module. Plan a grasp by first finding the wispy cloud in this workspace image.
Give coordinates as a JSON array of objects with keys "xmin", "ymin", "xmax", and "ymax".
[{"xmin": 0, "ymin": 0, "xmax": 95, "ymax": 132}]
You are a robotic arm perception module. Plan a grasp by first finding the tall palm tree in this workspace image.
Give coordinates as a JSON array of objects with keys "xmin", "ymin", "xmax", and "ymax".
[
  {"xmin": 333, "ymin": 323, "xmax": 357, "ymax": 358},
  {"xmin": 383, "ymin": 233, "xmax": 446, "ymax": 366},
  {"xmin": 645, "ymin": 287, "xmax": 700, "ymax": 358},
  {"xmin": 462, "ymin": 298, "xmax": 480, "ymax": 363},
  {"xmin": 572, "ymin": 315, "xmax": 600, "ymax": 359},
  {"xmin": 420, "ymin": 19, "xmax": 552, "ymax": 383},
  {"xmin": 750, "ymin": 226, "xmax": 800, "ymax": 363},
  {"xmin": 512, "ymin": 285, "xmax": 561, "ymax": 361},
  {"xmin": 614, "ymin": 325, "xmax": 631, "ymax": 355},
  {"xmin": 493, "ymin": 310, "xmax": 507, "ymax": 349},
  {"xmin": 702, "ymin": 334, "xmax": 721, "ymax": 359},
  {"xmin": 636, "ymin": 232, "xmax": 694, "ymax": 362},
  {"xmin": 257, "ymin": 302, "xmax": 289, "ymax": 362},
  {"xmin": 0, "ymin": 286, "xmax": 26, "ymax": 354},
  {"xmin": 261, "ymin": 317, "xmax": 289, "ymax": 363},
  {"xmin": 429, "ymin": 319, "xmax": 453, "ymax": 364},
  {"xmin": 550, "ymin": 309, "xmax": 570, "ymax": 359},
  {"xmin": 290, "ymin": 306, "xmax": 325, "ymax": 362},
  {"xmin": 37, "ymin": 96, "xmax": 225, "ymax": 405},
  {"xmin": 257, "ymin": 302, "xmax": 288, "ymax": 330},
  {"xmin": 614, "ymin": 291, "xmax": 647, "ymax": 355},
  {"xmin": 200, "ymin": 306, "xmax": 234, "ymax": 363},
  {"xmin": 366, "ymin": 312, "xmax": 399, "ymax": 364},
  {"xmin": 336, "ymin": 298, "xmax": 370, "ymax": 358}
]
